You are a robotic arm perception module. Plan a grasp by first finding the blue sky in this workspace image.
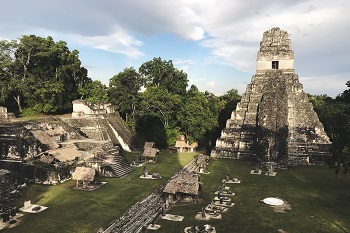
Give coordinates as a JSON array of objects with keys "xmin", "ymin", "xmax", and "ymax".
[{"xmin": 0, "ymin": 0, "xmax": 349, "ymax": 97}]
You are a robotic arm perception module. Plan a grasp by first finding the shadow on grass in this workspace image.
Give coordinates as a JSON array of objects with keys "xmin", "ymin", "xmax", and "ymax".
[
  {"xmin": 4, "ymin": 151, "xmax": 197, "ymax": 233},
  {"xmin": 154, "ymin": 158, "xmax": 350, "ymax": 233}
]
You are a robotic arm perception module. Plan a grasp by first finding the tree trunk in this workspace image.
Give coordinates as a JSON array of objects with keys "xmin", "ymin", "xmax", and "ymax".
[{"xmin": 14, "ymin": 95, "xmax": 22, "ymax": 113}]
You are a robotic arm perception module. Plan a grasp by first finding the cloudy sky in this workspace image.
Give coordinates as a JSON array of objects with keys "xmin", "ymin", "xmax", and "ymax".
[{"xmin": 0, "ymin": 0, "xmax": 349, "ymax": 97}]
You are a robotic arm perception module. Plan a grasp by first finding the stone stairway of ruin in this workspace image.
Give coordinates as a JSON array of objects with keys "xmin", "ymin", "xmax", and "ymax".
[
  {"xmin": 211, "ymin": 28, "xmax": 331, "ymax": 165},
  {"xmin": 102, "ymin": 113, "xmax": 142, "ymax": 152},
  {"xmin": 101, "ymin": 143, "xmax": 133, "ymax": 178},
  {"xmin": 98, "ymin": 156, "xmax": 200, "ymax": 233}
]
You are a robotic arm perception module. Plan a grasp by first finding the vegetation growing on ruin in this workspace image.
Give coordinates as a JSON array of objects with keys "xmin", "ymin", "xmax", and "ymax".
[{"xmin": 1, "ymin": 34, "xmax": 349, "ymax": 169}]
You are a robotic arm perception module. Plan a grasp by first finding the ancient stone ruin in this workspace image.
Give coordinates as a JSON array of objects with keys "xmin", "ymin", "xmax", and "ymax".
[
  {"xmin": 68, "ymin": 100, "xmax": 142, "ymax": 152},
  {"xmin": 0, "ymin": 107, "xmax": 15, "ymax": 123},
  {"xmin": 211, "ymin": 27, "xmax": 331, "ymax": 165}
]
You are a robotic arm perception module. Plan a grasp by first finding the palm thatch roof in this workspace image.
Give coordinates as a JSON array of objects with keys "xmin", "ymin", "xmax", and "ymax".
[
  {"xmin": 144, "ymin": 142, "xmax": 155, "ymax": 149},
  {"xmin": 163, "ymin": 172, "xmax": 200, "ymax": 195},
  {"xmin": 143, "ymin": 148, "xmax": 160, "ymax": 158},
  {"xmin": 72, "ymin": 166, "xmax": 95, "ymax": 181},
  {"xmin": 175, "ymin": 140, "xmax": 188, "ymax": 148},
  {"xmin": 31, "ymin": 130, "xmax": 59, "ymax": 149},
  {"xmin": 47, "ymin": 147, "xmax": 82, "ymax": 162},
  {"xmin": 175, "ymin": 140, "xmax": 198, "ymax": 148}
]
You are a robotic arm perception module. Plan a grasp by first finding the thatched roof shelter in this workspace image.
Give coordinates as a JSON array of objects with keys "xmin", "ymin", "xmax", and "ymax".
[
  {"xmin": 144, "ymin": 142, "xmax": 155, "ymax": 149},
  {"xmin": 163, "ymin": 172, "xmax": 201, "ymax": 195},
  {"xmin": 72, "ymin": 166, "xmax": 96, "ymax": 188},
  {"xmin": 47, "ymin": 147, "xmax": 82, "ymax": 162},
  {"xmin": 143, "ymin": 148, "xmax": 160, "ymax": 158},
  {"xmin": 175, "ymin": 136, "xmax": 198, "ymax": 152},
  {"xmin": 72, "ymin": 166, "xmax": 95, "ymax": 182},
  {"xmin": 175, "ymin": 140, "xmax": 188, "ymax": 148}
]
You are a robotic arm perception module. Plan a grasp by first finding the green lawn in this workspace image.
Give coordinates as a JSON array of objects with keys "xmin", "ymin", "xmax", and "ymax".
[
  {"xmin": 155, "ymin": 158, "xmax": 350, "ymax": 233},
  {"xmin": 4, "ymin": 154, "xmax": 350, "ymax": 233},
  {"xmin": 3, "ymin": 151, "xmax": 197, "ymax": 233}
]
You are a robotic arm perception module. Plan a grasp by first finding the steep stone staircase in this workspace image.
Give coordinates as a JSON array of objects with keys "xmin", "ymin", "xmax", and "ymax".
[
  {"xmin": 101, "ymin": 143, "xmax": 133, "ymax": 178},
  {"xmin": 102, "ymin": 113, "xmax": 142, "ymax": 152}
]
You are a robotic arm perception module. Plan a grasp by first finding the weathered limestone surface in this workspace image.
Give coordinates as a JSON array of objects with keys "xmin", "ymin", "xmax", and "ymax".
[
  {"xmin": 211, "ymin": 28, "xmax": 331, "ymax": 165},
  {"xmin": 0, "ymin": 106, "xmax": 15, "ymax": 123}
]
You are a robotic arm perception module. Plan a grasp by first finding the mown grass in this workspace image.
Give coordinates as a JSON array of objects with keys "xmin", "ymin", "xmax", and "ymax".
[
  {"xmin": 3, "ymin": 151, "xmax": 197, "ymax": 233},
  {"xmin": 4, "ymin": 154, "xmax": 350, "ymax": 233},
  {"xmin": 155, "ymin": 158, "xmax": 350, "ymax": 233}
]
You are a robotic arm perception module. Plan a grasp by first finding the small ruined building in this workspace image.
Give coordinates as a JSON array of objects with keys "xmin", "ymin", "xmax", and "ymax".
[
  {"xmin": 0, "ymin": 106, "xmax": 15, "ymax": 122},
  {"xmin": 67, "ymin": 100, "xmax": 142, "ymax": 152},
  {"xmin": 72, "ymin": 166, "xmax": 96, "ymax": 189},
  {"xmin": 175, "ymin": 135, "xmax": 198, "ymax": 153},
  {"xmin": 72, "ymin": 99, "xmax": 115, "ymax": 118},
  {"xmin": 211, "ymin": 27, "xmax": 331, "ymax": 165},
  {"xmin": 0, "ymin": 123, "xmax": 52, "ymax": 161},
  {"xmin": 38, "ymin": 147, "xmax": 83, "ymax": 184},
  {"xmin": 143, "ymin": 142, "xmax": 159, "ymax": 163},
  {"xmin": 163, "ymin": 172, "xmax": 202, "ymax": 204}
]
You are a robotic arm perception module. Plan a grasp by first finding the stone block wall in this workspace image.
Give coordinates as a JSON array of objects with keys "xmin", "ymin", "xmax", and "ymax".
[{"xmin": 211, "ymin": 28, "xmax": 331, "ymax": 165}]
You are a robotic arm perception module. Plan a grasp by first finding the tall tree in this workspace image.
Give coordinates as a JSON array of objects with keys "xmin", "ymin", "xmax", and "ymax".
[
  {"xmin": 178, "ymin": 85, "xmax": 218, "ymax": 143},
  {"xmin": 0, "ymin": 35, "xmax": 89, "ymax": 113},
  {"xmin": 139, "ymin": 57, "xmax": 188, "ymax": 95},
  {"xmin": 108, "ymin": 67, "xmax": 144, "ymax": 124},
  {"xmin": 219, "ymin": 88, "xmax": 241, "ymax": 129},
  {"xmin": 78, "ymin": 80, "xmax": 109, "ymax": 105},
  {"xmin": 0, "ymin": 40, "xmax": 17, "ymax": 105},
  {"xmin": 138, "ymin": 86, "xmax": 181, "ymax": 128},
  {"xmin": 336, "ymin": 81, "xmax": 350, "ymax": 103}
]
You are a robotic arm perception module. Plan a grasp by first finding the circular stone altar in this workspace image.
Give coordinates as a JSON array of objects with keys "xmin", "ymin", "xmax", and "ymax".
[{"xmin": 262, "ymin": 197, "xmax": 284, "ymax": 206}]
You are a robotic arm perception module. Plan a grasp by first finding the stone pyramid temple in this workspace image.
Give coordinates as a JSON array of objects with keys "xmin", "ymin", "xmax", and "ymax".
[{"xmin": 211, "ymin": 27, "xmax": 331, "ymax": 165}]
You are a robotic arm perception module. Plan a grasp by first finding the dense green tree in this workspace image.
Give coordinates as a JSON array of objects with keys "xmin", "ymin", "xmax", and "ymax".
[
  {"xmin": 178, "ymin": 85, "xmax": 218, "ymax": 143},
  {"xmin": 309, "ymin": 90, "xmax": 350, "ymax": 166},
  {"xmin": 26, "ymin": 81, "xmax": 65, "ymax": 113},
  {"xmin": 139, "ymin": 57, "xmax": 188, "ymax": 95},
  {"xmin": 0, "ymin": 35, "xmax": 89, "ymax": 113},
  {"xmin": 78, "ymin": 80, "xmax": 109, "ymax": 105},
  {"xmin": 108, "ymin": 67, "xmax": 144, "ymax": 125},
  {"xmin": 138, "ymin": 86, "xmax": 181, "ymax": 128},
  {"xmin": 219, "ymin": 88, "xmax": 241, "ymax": 127},
  {"xmin": 336, "ymin": 81, "xmax": 350, "ymax": 103},
  {"xmin": 0, "ymin": 40, "xmax": 17, "ymax": 105}
]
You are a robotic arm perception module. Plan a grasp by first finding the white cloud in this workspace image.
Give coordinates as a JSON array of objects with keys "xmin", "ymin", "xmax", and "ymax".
[
  {"xmin": 207, "ymin": 81, "xmax": 216, "ymax": 88},
  {"xmin": 173, "ymin": 59, "xmax": 197, "ymax": 65},
  {"xmin": 300, "ymin": 73, "xmax": 349, "ymax": 97},
  {"xmin": 0, "ymin": 0, "xmax": 348, "ymax": 97},
  {"xmin": 195, "ymin": 0, "xmax": 350, "ymax": 75},
  {"xmin": 72, "ymin": 27, "xmax": 144, "ymax": 58}
]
